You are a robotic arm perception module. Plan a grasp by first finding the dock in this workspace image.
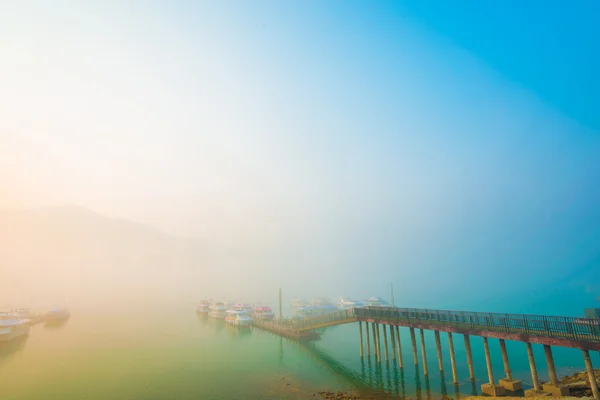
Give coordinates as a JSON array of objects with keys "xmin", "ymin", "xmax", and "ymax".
[{"xmin": 251, "ymin": 306, "xmax": 600, "ymax": 399}]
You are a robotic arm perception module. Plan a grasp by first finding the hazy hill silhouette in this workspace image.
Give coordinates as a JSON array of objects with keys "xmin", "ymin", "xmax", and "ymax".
[{"xmin": 0, "ymin": 206, "xmax": 208, "ymax": 308}]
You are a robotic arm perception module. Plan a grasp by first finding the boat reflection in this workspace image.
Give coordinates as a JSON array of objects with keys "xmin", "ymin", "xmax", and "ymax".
[
  {"xmin": 0, "ymin": 334, "xmax": 28, "ymax": 363},
  {"xmin": 44, "ymin": 318, "xmax": 70, "ymax": 330},
  {"xmin": 226, "ymin": 323, "xmax": 252, "ymax": 339}
]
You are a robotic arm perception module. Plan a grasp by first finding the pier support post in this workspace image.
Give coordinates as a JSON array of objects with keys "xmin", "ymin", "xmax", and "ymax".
[
  {"xmin": 390, "ymin": 325, "xmax": 396, "ymax": 361},
  {"xmin": 372, "ymin": 323, "xmax": 380, "ymax": 362},
  {"xmin": 419, "ymin": 329, "xmax": 429, "ymax": 376},
  {"xmin": 481, "ymin": 337, "xmax": 506, "ymax": 396},
  {"xmin": 448, "ymin": 333, "xmax": 458, "ymax": 385},
  {"xmin": 583, "ymin": 349, "xmax": 600, "ymax": 400},
  {"xmin": 542, "ymin": 345, "xmax": 569, "ymax": 396},
  {"xmin": 464, "ymin": 334, "xmax": 475, "ymax": 380},
  {"xmin": 383, "ymin": 324, "xmax": 389, "ymax": 362},
  {"xmin": 434, "ymin": 331, "xmax": 443, "ymax": 371},
  {"xmin": 524, "ymin": 342, "xmax": 549, "ymax": 397},
  {"xmin": 410, "ymin": 327, "xmax": 418, "ymax": 365},
  {"xmin": 359, "ymin": 321, "xmax": 364, "ymax": 357},
  {"xmin": 375, "ymin": 323, "xmax": 382, "ymax": 363},
  {"xmin": 395, "ymin": 326, "xmax": 403, "ymax": 368},
  {"xmin": 498, "ymin": 339, "xmax": 522, "ymax": 391},
  {"xmin": 365, "ymin": 322, "xmax": 371, "ymax": 357}
]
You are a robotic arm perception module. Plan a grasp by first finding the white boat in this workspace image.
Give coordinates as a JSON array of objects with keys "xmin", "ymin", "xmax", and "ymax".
[
  {"xmin": 196, "ymin": 300, "xmax": 211, "ymax": 314},
  {"xmin": 337, "ymin": 296, "xmax": 364, "ymax": 310},
  {"xmin": 44, "ymin": 307, "xmax": 70, "ymax": 321},
  {"xmin": 296, "ymin": 297, "xmax": 338, "ymax": 318},
  {"xmin": 225, "ymin": 308, "xmax": 253, "ymax": 327},
  {"xmin": 208, "ymin": 302, "xmax": 228, "ymax": 319},
  {"xmin": 253, "ymin": 305, "xmax": 275, "ymax": 320},
  {"xmin": 0, "ymin": 317, "xmax": 30, "ymax": 342},
  {"xmin": 291, "ymin": 298, "xmax": 306, "ymax": 309},
  {"xmin": 14, "ymin": 308, "xmax": 34, "ymax": 319},
  {"xmin": 363, "ymin": 296, "xmax": 392, "ymax": 308},
  {"xmin": 233, "ymin": 303, "xmax": 253, "ymax": 316}
]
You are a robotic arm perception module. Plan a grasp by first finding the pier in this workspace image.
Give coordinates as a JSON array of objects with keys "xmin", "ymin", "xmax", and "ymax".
[{"xmin": 253, "ymin": 306, "xmax": 600, "ymax": 399}]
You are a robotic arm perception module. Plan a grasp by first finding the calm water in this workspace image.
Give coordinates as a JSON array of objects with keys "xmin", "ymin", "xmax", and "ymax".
[{"xmin": 1, "ymin": 308, "xmax": 598, "ymax": 400}]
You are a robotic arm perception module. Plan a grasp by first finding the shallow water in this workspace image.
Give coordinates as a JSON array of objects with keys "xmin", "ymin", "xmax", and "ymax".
[{"xmin": 0, "ymin": 308, "xmax": 598, "ymax": 400}]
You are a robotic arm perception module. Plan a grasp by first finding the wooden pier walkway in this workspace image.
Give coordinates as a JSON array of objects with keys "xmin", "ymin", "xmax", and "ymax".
[{"xmin": 253, "ymin": 306, "xmax": 600, "ymax": 399}]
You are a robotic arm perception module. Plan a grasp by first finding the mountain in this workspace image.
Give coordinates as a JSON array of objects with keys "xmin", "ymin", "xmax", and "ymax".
[{"xmin": 0, "ymin": 206, "xmax": 209, "ymax": 308}]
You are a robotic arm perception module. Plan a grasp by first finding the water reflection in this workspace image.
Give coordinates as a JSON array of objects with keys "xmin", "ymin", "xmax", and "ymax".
[
  {"xmin": 226, "ymin": 324, "xmax": 252, "ymax": 339},
  {"xmin": 439, "ymin": 370, "xmax": 447, "ymax": 397},
  {"xmin": 414, "ymin": 367, "xmax": 422, "ymax": 400},
  {"xmin": 470, "ymin": 379, "xmax": 478, "ymax": 396},
  {"xmin": 0, "ymin": 335, "xmax": 28, "ymax": 363},
  {"xmin": 44, "ymin": 318, "xmax": 70, "ymax": 330}
]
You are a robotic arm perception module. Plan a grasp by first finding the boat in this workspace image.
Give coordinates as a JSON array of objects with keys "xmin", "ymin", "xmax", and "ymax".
[
  {"xmin": 253, "ymin": 305, "xmax": 275, "ymax": 320},
  {"xmin": 208, "ymin": 301, "xmax": 228, "ymax": 319},
  {"xmin": 225, "ymin": 306, "xmax": 253, "ymax": 327},
  {"xmin": 196, "ymin": 300, "xmax": 211, "ymax": 314},
  {"xmin": 291, "ymin": 298, "xmax": 306, "ymax": 309},
  {"xmin": 233, "ymin": 303, "xmax": 254, "ymax": 316},
  {"xmin": 13, "ymin": 308, "xmax": 34, "ymax": 319},
  {"xmin": 296, "ymin": 297, "xmax": 338, "ymax": 318},
  {"xmin": 363, "ymin": 296, "xmax": 392, "ymax": 308},
  {"xmin": 44, "ymin": 307, "xmax": 70, "ymax": 321},
  {"xmin": 0, "ymin": 316, "xmax": 30, "ymax": 342},
  {"xmin": 337, "ymin": 296, "xmax": 364, "ymax": 310}
]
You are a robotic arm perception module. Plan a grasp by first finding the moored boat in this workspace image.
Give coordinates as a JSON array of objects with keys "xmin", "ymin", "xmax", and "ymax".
[
  {"xmin": 44, "ymin": 307, "xmax": 70, "ymax": 321},
  {"xmin": 225, "ymin": 307, "xmax": 253, "ymax": 327},
  {"xmin": 0, "ymin": 316, "xmax": 30, "ymax": 342},
  {"xmin": 337, "ymin": 296, "xmax": 364, "ymax": 310},
  {"xmin": 233, "ymin": 303, "xmax": 254, "ymax": 316},
  {"xmin": 291, "ymin": 298, "xmax": 306, "ymax": 310},
  {"xmin": 363, "ymin": 296, "xmax": 392, "ymax": 308},
  {"xmin": 253, "ymin": 306, "xmax": 275, "ymax": 320},
  {"xmin": 196, "ymin": 300, "xmax": 211, "ymax": 314},
  {"xmin": 208, "ymin": 301, "xmax": 228, "ymax": 319},
  {"xmin": 296, "ymin": 297, "xmax": 338, "ymax": 318}
]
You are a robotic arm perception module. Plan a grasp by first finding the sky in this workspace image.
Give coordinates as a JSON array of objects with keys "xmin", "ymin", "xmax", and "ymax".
[{"xmin": 1, "ymin": 1, "xmax": 600, "ymax": 313}]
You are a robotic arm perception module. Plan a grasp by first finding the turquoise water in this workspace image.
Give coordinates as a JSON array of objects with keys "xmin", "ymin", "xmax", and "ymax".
[{"xmin": 1, "ymin": 309, "xmax": 598, "ymax": 399}]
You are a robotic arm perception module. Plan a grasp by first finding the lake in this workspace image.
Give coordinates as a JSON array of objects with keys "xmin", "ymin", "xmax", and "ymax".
[{"xmin": 1, "ymin": 308, "xmax": 598, "ymax": 399}]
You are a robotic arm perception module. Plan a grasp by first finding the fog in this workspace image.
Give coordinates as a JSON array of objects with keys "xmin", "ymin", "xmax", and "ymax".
[{"xmin": 2, "ymin": 2, "xmax": 600, "ymax": 316}]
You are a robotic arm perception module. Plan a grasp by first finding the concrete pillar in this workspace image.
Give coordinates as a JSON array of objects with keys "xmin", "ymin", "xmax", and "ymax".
[
  {"xmin": 542, "ymin": 344, "xmax": 569, "ymax": 396},
  {"xmin": 464, "ymin": 334, "xmax": 475, "ymax": 380},
  {"xmin": 500, "ymin": 339, "xmax": 512, "ymax": 380},
  {"xmin": 434, "ymin": 331, "xmax": 443, "ymax": 371},
  {"xmin": 372, "ymin": 323, "xmax": 380, "ymax": 362},
  {"xmin": 359, "ymin": 321, "xmax": 364, "ymax": 357},
  {"xmin": 524, "ymin": 342, "xmax": 548, "ymax": 397},
  {"xmin": 376, "ymin": 323, "xmax": 382, "ymax": 363},
  {"xmin": 410, "ymin": 327, "xmax": 418, "ymax": 365},
  {"xmin": 419, "ymin": 328, "xmax": 429, "ymax": 376},
  {"xmin": 365, "ymin": 322, "xmax": 371, "ymax": 357},
  {"xmin": 481, "ymin": 337, "xmax": 506, "ymax": 396},
  {"xmin": 447, "ymin": 332, "xmax": 458, "ymax": 384},
  {"xmin": 383, "ymin": 324, "xmax": 389, "ymax": 362},
  {"xmin": 583, "ymin": 349, "xmax": 600, "ymax": 400},
  {"xmin": 390, "ymin": 325, "xmax": 396, "ymax": 360},
  {"xmin": 498, "ymin": 339, "xmax": 522, "ymax": 391},
  {"xmin": 484, "ymin": 338, "xmax": 495, "ymax": 383},
  {"xmin": 544, "ymin": 345, "xmax": 558, "ymax": 384},
  {"xmin": 395, "ymin": 326, "xmax": 403, "ymax": 368}
]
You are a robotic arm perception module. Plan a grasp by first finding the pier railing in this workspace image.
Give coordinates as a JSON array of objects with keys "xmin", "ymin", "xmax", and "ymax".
[
  {"xmin": 291, "ymin": 309, "xmax": 356, "ymax": 331},
  {"xmin": 355, "ymin": 307, "xmax": 600, "ymax": 341}
]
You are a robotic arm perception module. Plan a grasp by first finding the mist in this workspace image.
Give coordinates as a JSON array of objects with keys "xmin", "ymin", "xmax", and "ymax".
[{"xmin": 2, "ymin": 2, "xmax": 600, "ymax": 317}]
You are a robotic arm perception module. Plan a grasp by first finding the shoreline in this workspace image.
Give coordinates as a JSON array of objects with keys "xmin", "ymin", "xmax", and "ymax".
[{"xmin": 309, "ymin": 369, "xmax": 600, "ymax": 400}]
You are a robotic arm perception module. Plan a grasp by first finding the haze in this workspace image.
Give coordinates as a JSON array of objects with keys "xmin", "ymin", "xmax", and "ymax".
[{"xmin": 2, "ymin": 2, "xmax": 599, "ymax": 315}]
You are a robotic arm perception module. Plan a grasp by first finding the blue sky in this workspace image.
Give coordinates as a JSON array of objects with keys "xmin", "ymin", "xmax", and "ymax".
[{"xmin": 1, "ymin": 1, "xmax": 599, "ymax": 312}]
